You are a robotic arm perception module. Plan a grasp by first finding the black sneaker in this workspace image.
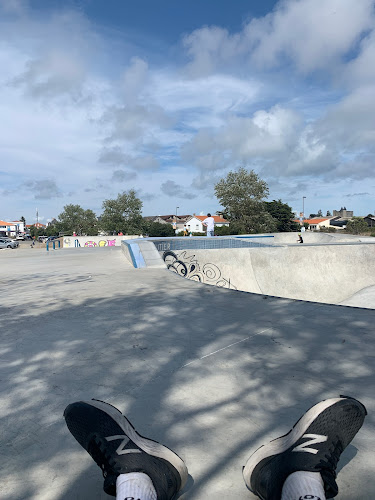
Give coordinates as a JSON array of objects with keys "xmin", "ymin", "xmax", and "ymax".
[
  {"xmin": 64, "ymin": 399, "xmax": 188, "ymax": 499},
  {"xmin": 243, "ymin": 396, "xmax": 367, "ymax": 500}
]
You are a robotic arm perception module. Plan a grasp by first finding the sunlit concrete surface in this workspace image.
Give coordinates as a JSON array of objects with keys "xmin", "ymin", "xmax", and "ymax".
[
  {"xmin": 161, "ymin": 233, "xmax": 375, "ymax": 308},
  {"xmin": 1, "ymin": 247, "xmax": 374, "ymax": 499}
]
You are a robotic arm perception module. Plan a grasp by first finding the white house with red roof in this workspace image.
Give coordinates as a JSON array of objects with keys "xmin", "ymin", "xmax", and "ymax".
[
  {"xmin": 0, "ymin": 220, "xmax": 25, "ymax": 237},
  {"xmin": 185, "ymin": 214, "xmax": 230, "ymax": 234},
  {"xmin": 295, "ymin": 217, "xmax": 344, "ymax": 230}
]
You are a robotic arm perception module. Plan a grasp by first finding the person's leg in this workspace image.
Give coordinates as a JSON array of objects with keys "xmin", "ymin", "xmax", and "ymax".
[
  {"xmin": 64, "ymin": 399, "xmax": 188, "ymax": 500},
  {"xmin": 243, "ymin": 395, "xmax": 366, "ymax": 500}
]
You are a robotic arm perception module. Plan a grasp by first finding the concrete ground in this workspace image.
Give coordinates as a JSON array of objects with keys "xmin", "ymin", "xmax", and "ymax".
[{"xmin": 1, "ymin": 246, "xmax": 374, "ymax": 499}]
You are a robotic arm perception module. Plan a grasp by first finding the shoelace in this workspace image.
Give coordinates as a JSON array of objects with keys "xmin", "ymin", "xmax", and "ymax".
[
  {"xmin": 316, "ymin": 437, "xmax": 343, "ymax": 495},
  {"xmin": 88, "ymin": 434, "xmax": 119, "ymax": 478}
]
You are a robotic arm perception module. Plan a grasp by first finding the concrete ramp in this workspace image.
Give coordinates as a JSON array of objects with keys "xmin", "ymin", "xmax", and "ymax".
[{"xmin": 164, "ymin": 243, "xmax": 375, "ymax": 307}]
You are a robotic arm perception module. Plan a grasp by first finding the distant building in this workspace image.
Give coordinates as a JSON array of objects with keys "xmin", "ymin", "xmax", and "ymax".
[
  {"xmin": 144, "ymin": 214, "xmax": 191, "ymax": 233},
  {"xmin": 364, "ymin": 215, "xmax": 375, "ymax": 228},
  {"xmin": 0, "ymin": 220, "xmax": 25, "ymax": 237},
  {"xmin": 26, "ymin": 222, "xmax": 46, "ymax": 231},
  {"xmin": 294, "ymin": 217, "xmax": 347, "ymax": 230},
  {"xmin": 333, "ymin": 207, "xmax": 353, "ymax": 218},
  {"xmin": 185, "ymin": 215, "xmax": 230, "ymax": 234}
]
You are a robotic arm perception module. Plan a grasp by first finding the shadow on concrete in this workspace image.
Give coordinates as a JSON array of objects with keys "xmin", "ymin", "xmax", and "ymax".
[{"xmin": 1, "ymin": 253, "xmax": 374, "ymax": 499}]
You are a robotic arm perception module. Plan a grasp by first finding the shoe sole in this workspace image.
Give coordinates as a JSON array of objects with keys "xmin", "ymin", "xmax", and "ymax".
[
  {"xmin": 82, "ymin": 399, "xmax": 188, "ymax": 489},
  {"xmin": 243, "ymin": 396, "xmax": 352, "ymax": 490}
]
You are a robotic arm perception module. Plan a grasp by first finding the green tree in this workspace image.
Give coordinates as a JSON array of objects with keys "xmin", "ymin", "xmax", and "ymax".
[
  {"xmin": 346, "ymin": 217, "xmax": 368, "ymax": 235},
  {"xmin": 326, "ymin": 210, "xmax": 332, "ymax": 216},
  {"xmin": 317, "ymin": 209, "xmax": 323, "ymax": 217},
  {"xmin": 264, "ymin": 199, "xmax": 299, "ymax": 232},
  {"xmin": 56, "ymin": 204, "xmax": 98, "ymax": 235},
  {"xmin": 100, "ymin": 190, "xmax": 143, "ymax": 234},
  {"xmin": 214, "ymin": 167, "xmax": 277, "ymax": 234}
]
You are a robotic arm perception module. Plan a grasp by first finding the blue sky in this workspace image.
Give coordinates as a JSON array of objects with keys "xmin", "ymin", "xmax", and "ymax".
[{"xmin": 1, "ymin": 0, "xmax": 374, "ymax": 224}]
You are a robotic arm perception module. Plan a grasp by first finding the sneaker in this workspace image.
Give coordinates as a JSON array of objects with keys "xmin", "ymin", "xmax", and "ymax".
[
  {"xmin": 243, "ymin": 396, "xmax": 367, "ymax": 500},
  {"xmin": 64, "ymin": 399, "xmax": 188, "ymax": 499}
]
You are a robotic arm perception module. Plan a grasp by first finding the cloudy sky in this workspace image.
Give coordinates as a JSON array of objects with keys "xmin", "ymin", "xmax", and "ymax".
[{"xmin": 1, "ymin": 0, "xmax": 374, "ymax": 224}]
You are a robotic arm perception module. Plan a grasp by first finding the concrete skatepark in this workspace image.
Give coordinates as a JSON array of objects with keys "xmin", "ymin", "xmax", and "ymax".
[{"xmin": 1, "ymin": 234, "xmax": 375, "ymax": 499}]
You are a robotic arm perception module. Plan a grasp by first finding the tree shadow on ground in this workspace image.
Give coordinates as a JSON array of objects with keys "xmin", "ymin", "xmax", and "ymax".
[{"xmin": 1, "ymin": 258, "xmax": 374, "ymax": 499}]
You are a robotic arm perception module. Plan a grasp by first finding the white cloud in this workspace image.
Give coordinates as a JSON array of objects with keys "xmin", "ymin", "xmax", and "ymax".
[
  {"xmin": 0, "ymin": 0, "xmax": 374, "ymax": 221},
  {"xmin": 161, "ymin": 180, "xmax": 197, "ymax": 199},
  {"xmin": 182, "ymin": 0, "xmax": 375, "ymax": 77},
  {"xmin": 246, "ymin": 0, "xmax": 375, "ymax": 74}
]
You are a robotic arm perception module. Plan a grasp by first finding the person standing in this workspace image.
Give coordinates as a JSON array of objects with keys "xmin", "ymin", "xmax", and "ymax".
[{"xmin": 202, "ymin": 213, "xmax": 215, "ymax": 237}]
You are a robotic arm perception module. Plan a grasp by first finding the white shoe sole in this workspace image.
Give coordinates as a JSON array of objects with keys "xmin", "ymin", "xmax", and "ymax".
[
  {"xmin": 243, "ymin": 397, "xmax": 345, "ymax": 490},
  {"xmin": 84, "ymin": 399, "xmax": 188, "ymax": 489}
]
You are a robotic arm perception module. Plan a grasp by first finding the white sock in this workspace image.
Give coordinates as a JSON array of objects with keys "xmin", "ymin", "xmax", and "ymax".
[
  {"xmin": 116, "ymin": 472, "xmax": 157, "ymax": 500},
  {"xmin": 281, "ymin": 471, "xmax": 326, "ymax": 500}
]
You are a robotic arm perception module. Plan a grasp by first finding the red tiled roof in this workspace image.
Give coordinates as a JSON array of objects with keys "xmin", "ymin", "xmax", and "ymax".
[
  {"xmin": 294, "ymin": 218, "xmax": 330, "ymax": 224},
  {"xmin": 192, "ymin": 215, "xmax": 229, "ymax": 223}
]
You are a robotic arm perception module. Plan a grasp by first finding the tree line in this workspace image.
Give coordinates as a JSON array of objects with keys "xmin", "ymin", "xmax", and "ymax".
[{"xmin": 28, "ymin": 168, "xmax": 302, "ymax": 237}]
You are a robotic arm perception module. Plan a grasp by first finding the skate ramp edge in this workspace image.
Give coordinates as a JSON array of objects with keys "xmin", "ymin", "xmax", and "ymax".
[{"xmin": 161, "ymin": 244, "xmax": 375, "ymax": 307}]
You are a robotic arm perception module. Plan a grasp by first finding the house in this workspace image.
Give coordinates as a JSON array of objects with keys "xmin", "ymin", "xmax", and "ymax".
[
  {"xmin": 295, "ymin": 217, "xmax": 341, "ymax": 230},
  {"xmin": 0, "ymin": 220, "xmax": 25, "ymax": 237},
  {"xmin": 185, "ymin": 215, "xmax": 230, "ymax": 234},
  {"xmin": 364, "ymin": 215, "xmax": 375, "ymax": 228},
  {"xmin": 26, "ymin": 223, "xmax": 46, "ymax": 230},
  {"xmin": 144, "ymin": 214, "xmax": 191, "ymax": 233}
]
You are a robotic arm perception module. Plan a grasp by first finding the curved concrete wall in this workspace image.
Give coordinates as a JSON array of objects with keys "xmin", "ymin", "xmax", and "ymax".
[{"xmin": 166, "ymin": 243, "xmax": 375, "ymax": 306}]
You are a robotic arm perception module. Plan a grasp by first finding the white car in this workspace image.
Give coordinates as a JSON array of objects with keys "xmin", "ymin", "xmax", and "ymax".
[{"xmin": 0, "ymin": 238, "xmax": 19, "ymax": 249}]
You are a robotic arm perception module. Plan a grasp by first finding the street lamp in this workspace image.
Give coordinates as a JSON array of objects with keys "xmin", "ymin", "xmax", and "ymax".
[
  {"xmin": 302, "ymin": 197, "xmax": 306, "ymax": 219},
  {"xmin": 174, "ymin": 206, "xmax": 179, "ymax": 234}
]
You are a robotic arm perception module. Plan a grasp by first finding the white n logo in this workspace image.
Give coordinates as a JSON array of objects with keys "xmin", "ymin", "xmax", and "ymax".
[
  {"xmin": 105, "ymin": 435, "xmax": 142, "ymax": 456},
  {"xmin": 292, "ymin": 434, "xmax": 328, "ymax": 454}
]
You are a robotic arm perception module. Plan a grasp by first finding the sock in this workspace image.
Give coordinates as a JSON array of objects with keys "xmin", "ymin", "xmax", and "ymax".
[
  {"xmin": 116, "ymin": 472, "xmax": 157, "ymax": 500},
  {"xmin": 281, "ymin": 471, "xmax": 326, "ymax": 500}
]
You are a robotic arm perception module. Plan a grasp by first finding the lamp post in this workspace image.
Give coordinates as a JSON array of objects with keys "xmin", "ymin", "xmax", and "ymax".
[
  {"xmin": 302, "ymin": 197, "xmax": 306, "ymax": 219},
  {"xmin": 174, "ymin": 206, "xmax": 179, "ymax": 234}
]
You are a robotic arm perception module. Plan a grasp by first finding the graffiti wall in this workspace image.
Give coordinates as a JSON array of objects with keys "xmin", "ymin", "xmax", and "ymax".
[
  {"xmin": 163, "ymin": 250, "xmax": 237, "ymax": 290},
  {"xmin": 63, "ymin": 235, "xmax": 141, "ymax": 248}
]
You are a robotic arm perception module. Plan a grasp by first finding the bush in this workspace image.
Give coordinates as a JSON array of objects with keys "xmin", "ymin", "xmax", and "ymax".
[
  {"xmin": 215, "ymin": 225, "xmax": 231, "ymax": 236},
  {"xmin": 147, "ymin": 222, "xmax": 176, "ymax": 237}
]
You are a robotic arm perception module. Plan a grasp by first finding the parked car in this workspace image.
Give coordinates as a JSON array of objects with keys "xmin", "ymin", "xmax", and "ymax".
[
  {"xmin": 16, "ymin": 234, "xmax": 25, "ymax": 240},
  {"xmin": 0, "ymin": 238, "xmax": 19, "ymax": 249}
]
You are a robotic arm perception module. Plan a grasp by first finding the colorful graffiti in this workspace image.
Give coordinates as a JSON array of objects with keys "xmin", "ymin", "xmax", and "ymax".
[
  {"xmin": 163, "ymin": 250, "xmax": 237, "ymax": 290},
  {"xmin": 63, "ymin": 237, "xmax": 122, "ymax": 248}
]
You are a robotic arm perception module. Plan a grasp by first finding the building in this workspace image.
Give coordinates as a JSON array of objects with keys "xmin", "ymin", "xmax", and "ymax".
[
  {"xmin": 144, "ymin": 214, "xmax": 191, "ymax": 233},
  {"xmin": 364, "ymin": 215, "xmax": 375, "ymax": 228},
  {"xmin": 333, "ymin": 207, "xmax": 353, "ymax": 218},
  {"xmin": 0, "ymin": 220, "xmax": 25, "ymax": 237},
  {"xmin": 26, "ymin": 223, "xmax": 46, "ymax": 230},
  {"xmin": 185, "ymin": 215, "xmax": 230, "ymax": 234},
  {"xmin": 295, "ymin": 217, "xmax": 344, "ymax": 231}
]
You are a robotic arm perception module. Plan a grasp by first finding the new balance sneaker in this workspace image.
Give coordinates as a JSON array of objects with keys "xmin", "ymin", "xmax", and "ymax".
[
  {"xmin": 243, "ymin": 396, "xmax": 367, "ymax": 500},
  {"xmin": 64, "ymin": 399, "xmax": 188, "ymax": 499}
]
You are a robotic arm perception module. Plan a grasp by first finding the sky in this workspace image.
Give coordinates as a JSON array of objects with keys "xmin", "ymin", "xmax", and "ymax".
[{"xmin": 1, "ymin": 0, "xmax": 374, "ymax": 225}]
